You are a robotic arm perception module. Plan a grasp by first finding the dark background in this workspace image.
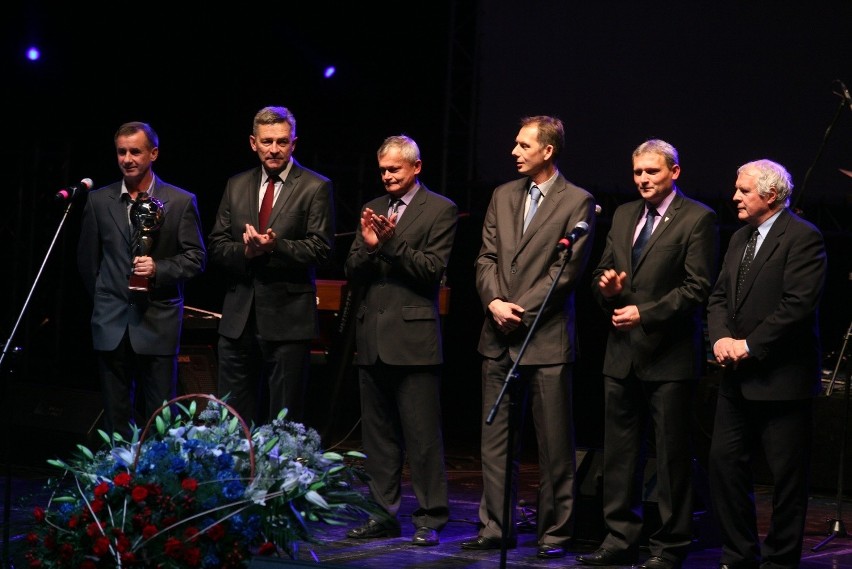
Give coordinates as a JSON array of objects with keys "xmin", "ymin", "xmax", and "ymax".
[{"xmin": 2, "ymin": 2, "xmax": 851, "ymax": 467}]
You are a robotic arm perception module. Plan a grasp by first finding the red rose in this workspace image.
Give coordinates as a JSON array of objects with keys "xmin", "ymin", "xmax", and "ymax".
[
  {"xmin": 164, "ymin": 536, "xmax": 183, "ymax": 558},
  {"xmin": 142, "ymin": 523, "xmax": 158, "ymax": 539},
  {"xmin": 207, "ymin": 523, "xmax": 225, "ymax": 541},
  {"xmin": 94, "ymin": 481, "xmax": 111, "ymax": 498},
  {"xmin": 86, "ymin": 521, "xmax": 102, "ymax": 537},
  {"xmin": 115, "ymin": 533, "xmax": 131, "ymax": 552},
  {"xmin": 131, "ymin": 485, "xmax": 149, "ymax": 502},
  {"xmin": 32, "ymin": 507, "xmax": 45, "ymax": 523},
  {"xmin": 114, "ymin": 472, "xmax": 132, "ymax": 487},
  {"xmin": 257, "ymin": 541, "xmax": 277, "ymax": 555},
  {"xmin": 59, "ymin": 542, "xmax": 74, "ymax": 560},
  {"xmin": 25, "ymin": 531, "xmax": 39, "ymax": 545},
  {"xmin": 92, "ymin": 535, "xmax": 111, "ymax": 557},
  {"xmin": 80, "ymin": 560, "xmax": 98, "ymax": 569},
  {"xmin": 90, "ymin": 498, "xmax": 104, "ymax": 513},
  {"xmin": 182, "ymin": 478, "xmax": 199, "ymax": 492},
  {"xmin": 182, "ymin": 546, "xmax": 202, "ymax": 566}
]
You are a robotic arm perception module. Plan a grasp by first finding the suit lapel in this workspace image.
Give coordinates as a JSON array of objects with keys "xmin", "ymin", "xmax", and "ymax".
[
  {"xmin": 394, "ymin": 186, "xmax": 426, "ymax": 234},
  {"xmin": 632, "ymin": 193, "xmax": 683, "ymax": 273},
  {"xmin": 737, "ymin": 210, "xmax": 788, "ymax": 307},
  {"xmin": 518, "ymin": 176, "xmax": 565, "ymax": 249},
  {"xmin": 107, "ymin": 185, "xmax": 132, "ymax": 244}
]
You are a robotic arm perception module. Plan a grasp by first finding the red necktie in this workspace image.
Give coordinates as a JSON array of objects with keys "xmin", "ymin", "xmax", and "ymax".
[{"xmin": 259, "ymin": 176, "xmax": 276, "ymax": 230}]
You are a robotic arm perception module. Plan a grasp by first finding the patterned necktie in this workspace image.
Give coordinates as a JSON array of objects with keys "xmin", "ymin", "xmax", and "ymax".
[
  {"xmin": 259, "ymin": 176, "xmax": 277, "ymax": 230},
  {"xmin": 631, "ymin": 205, "xmax": 658, "ymax": 267},
  {"xmin": 736, "ymin": 229, "xmax": 759, "ymax": 303},
  {"xmin": 389, "ymin": 198, "xmax": 403, "ymax": 217},
  {"xmin": 523, "ymin": 185, "xmax": 542, "ymax": 232}
]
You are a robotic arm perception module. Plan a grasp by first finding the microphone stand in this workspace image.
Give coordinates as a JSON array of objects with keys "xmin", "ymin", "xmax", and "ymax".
[
  {"xmin": 1, "ymin": 197, "xmax": 78, "ymax": 569},
  {"xmin": 485, "ymin": 245, "xmax": 574, "ymax": 569},
  {"xmin": 812, "ymin": 319, "xmax": 852, "ymax": 551},
  {"xmin": 791, "ymin": 80, "xmax": 849, "ymax": 212}
]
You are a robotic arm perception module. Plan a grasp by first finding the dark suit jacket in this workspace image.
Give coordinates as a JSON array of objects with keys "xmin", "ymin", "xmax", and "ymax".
[
  {"xmin": 208, "ymin": 159, "xmax": 335, "ymax": 342},
  {"xmin": 475, "ymin": 173, "xmax": 597, "ymax": 365},
  {"xmin": 77, "ymin": 176, "xmax": 206, "ymax": 354},
  {"xmin": 345, "ymin": 185, "xmax": 458, "ymax": 366},
  {"xmin": 707, "ymin": 208, "xmax": 826, "ymax": 400},
  {"xmin": 592, "ymin": 192, "xmax": 718, "ymax": 380}
]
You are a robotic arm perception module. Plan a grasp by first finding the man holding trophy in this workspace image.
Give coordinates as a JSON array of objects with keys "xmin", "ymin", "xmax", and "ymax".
[{"xmin": 77, "ymin": 121, "xmax": 207, "ymax": 439}]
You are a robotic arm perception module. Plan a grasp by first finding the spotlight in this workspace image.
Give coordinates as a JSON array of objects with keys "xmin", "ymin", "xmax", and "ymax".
[
  {"xmin": 26, "ymin": 46, "xmax": 41, "ymax": 61},
  {"xmin": 323, "ymin": 66, "xmax": 336, "ymax": 79}
]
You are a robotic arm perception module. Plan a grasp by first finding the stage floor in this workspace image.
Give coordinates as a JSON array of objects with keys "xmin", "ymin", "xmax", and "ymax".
[{"xmin": 4, "ymin": 441, "xmax": 852, "ymax": 569}]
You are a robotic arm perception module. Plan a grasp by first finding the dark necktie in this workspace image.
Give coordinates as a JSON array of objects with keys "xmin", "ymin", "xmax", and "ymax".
[
  {"xmin": 736, "ymin": 229, "xmax": 759, "ymax": 303},
  {"xmin": 259, "ymin": 176, "xmax": 277, "ymax": 230},
  {"xmin": 523, "ymin": 185, "xmax": 542, "ymax": 232},
  {"xmin": 632, "ymin": 205, "xmax": 658, "ymax": 267},
  {"xmin": 389, "ymin": 198, "xmax": 403, "ymax": 217}
]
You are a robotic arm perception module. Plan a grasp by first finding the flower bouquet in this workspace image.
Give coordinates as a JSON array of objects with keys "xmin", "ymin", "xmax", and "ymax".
[{"xmin": 24, "ymin": 395, "xmax": 379, "ymax": 568}]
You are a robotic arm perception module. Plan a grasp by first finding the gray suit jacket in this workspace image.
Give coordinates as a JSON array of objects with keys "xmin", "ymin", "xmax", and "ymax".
[
  {"xmin": 707, "ymin": 208, "xmax": 826, "ymax": 400},
  {"xmin": 345, "ymin": 184, "xmax": 458, "ymax": 366},
  {"xmin": 208, "ymin": 159, "xmax": 335, "ymax": 341},
  {"xmin": 592, "ymin": 191, "xmax": 718, "ymax": 380},
  {"xmin": 475, "ymin": 173, "xmax": 597, "ymax": 365},
  {"xmin": 77, "ymin": 176, "xmax": 206, "ymax": 354}
]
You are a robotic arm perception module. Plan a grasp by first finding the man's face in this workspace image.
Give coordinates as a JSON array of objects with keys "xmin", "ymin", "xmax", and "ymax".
[
  {"xmin": 632, "ymin": 151, "xmax": 679, "ymax": 206},
  {"xmin": 512, "ymin": 124, "xmax": 551, "ymax": 178},
  {"xmin": 250, "ymin": 122, "xmax": 297, "ymax": 174},
  {"xmin": 116, "ymin": 132, "xmax": 157, "ymax": 181},
  {"xmin": 734, "ymin": 167, "xmax": 776, "ymax": 226},
  {"xmin": 378, "ymin": 147, "xmax": 421, "ymax": 198}
]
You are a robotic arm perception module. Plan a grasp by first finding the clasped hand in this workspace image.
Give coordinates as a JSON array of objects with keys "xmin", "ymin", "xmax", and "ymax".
[
  {"xmin": 488, "ymin": 298, "xmax": 524, "ymax": 335},
  {"xmin": 243, "ymin": 224, "xmax": 277, "ymax": 258},
  {"xmin": 713, "ymin": 337, "xmax": 750, "ymax": 367}
]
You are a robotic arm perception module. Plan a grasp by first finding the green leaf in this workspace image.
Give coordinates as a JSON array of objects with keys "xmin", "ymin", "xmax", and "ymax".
[{"xmin": 76, "ymin": 444, "xmax": 94, "ymax": 460}]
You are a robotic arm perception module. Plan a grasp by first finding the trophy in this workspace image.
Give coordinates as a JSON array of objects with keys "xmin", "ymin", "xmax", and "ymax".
[{"xmin": 128, "ymin": 191, "xmax": 165, "ymax": 291}]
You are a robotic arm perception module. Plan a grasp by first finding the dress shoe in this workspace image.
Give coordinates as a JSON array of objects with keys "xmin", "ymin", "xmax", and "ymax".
[
  {"xmin": 537, "ymin": 543, "xmax": 566, "ymax": 559},
  {"xmin": 640, "ymin": 555, "xmax": 682, "ymax": 569},
  {"xmin": 412, "ymin": 526, "xmax": 439, "ymax": 546},
  {"xmin": 577, "ymin": 547, "xmax": 638, "ymax": 566},
  {"xmin": 460, "ymin": 535, "xmax": 517, "ymax": 550},
  {"xmin": 346, "ymin": 519, "xmax": 401, "ymax": 539}
]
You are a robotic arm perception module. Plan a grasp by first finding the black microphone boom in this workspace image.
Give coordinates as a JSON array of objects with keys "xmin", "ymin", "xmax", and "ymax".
[
  {"xmin": 55, "ymin": 178, "xmax": 94, "ymax": 202},
  {"xmin": 556, "ymin": 221, "xmax": 590, "ymax": 251}
]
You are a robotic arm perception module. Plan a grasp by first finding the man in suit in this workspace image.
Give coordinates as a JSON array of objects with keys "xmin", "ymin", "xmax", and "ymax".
[
  {"xmin": 578, "ymin": 139, "xmax": 718, "ymax": 569},
  {"xmin": 708, "ymin": 159, "xmax": 826, "ymax": 569},
  {"xmin": 463, "ymin": 116, "xmax": 597, "ymax": 559},
  {"xmin": 78, "ymin": 121, "xmax": 207, "ymax": 440},
  {"xmin": 208, "ymin": 106, "xmax": 334, "ymax": 426},
  {"xmin": 343, "ymin": 135, "xmax": 457, "ymax": 546}
]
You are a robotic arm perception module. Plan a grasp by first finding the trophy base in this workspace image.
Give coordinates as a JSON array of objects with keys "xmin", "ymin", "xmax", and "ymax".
[{"xmin": 128, "ymin": 274, "xmax": 150, "ymax": 292}]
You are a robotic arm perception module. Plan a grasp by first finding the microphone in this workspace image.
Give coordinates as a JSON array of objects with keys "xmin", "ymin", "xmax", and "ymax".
[
  {"xmin": 595, "ymin": 204, "xmax": 602, "ymax": 216},
  {"xmin": 556, "ymin": 221, "xmax": 590, "ymax": 251},
  {"xmin": 55, "ymin": 178, "xmax": 93, "ymax": 202},
  {"xmin": 834, "ymin": 79, "xmax": 852, "ymax": 112}
]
